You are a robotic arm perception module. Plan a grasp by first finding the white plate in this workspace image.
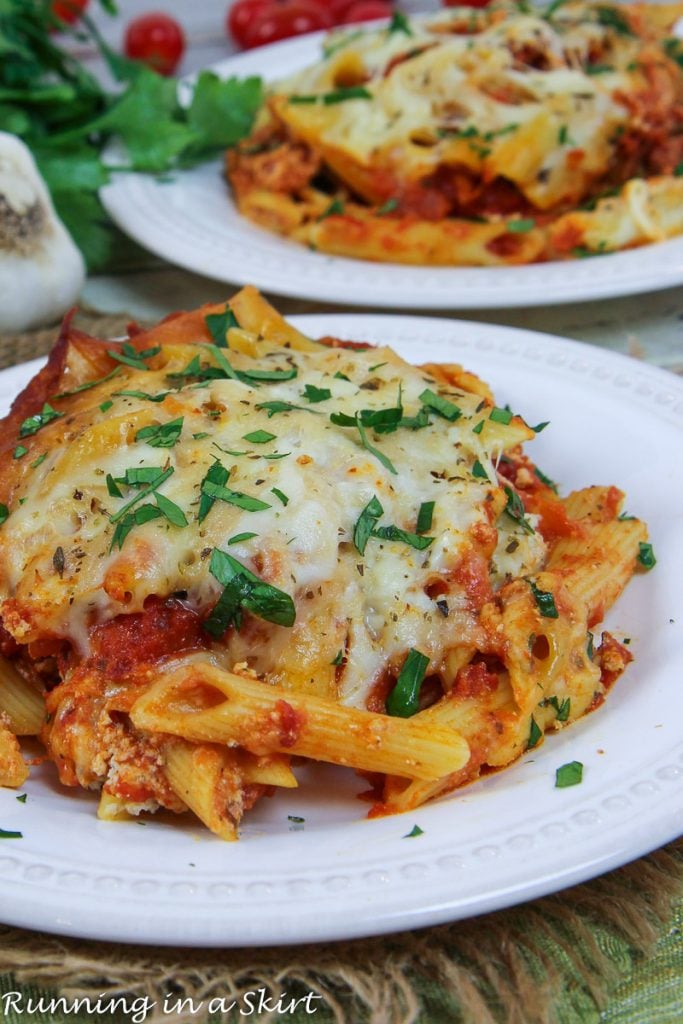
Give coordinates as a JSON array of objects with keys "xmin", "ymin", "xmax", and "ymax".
[
  {"xmin": 100, "ymin": 32, "xmax": 683, "ymax": 310},
  {"xmin": 0, "ymin": 315, "xmax": 681, "ymax": 946}
]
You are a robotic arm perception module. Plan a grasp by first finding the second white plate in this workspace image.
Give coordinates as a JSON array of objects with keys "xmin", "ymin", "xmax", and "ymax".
[{"xmin": 100, "ymin": 32, "xmax": 683, "ymax": 309}]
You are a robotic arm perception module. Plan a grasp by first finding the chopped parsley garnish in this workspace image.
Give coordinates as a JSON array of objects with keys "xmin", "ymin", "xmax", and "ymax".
[
  {"xmin": 527, "ymin": 715, "xmax": 542, "ymax": 750},
  {"xmin": 419, "ymin": 388, "xmax": 461, "ymax": 421},
  {"xmin": 542, "ymin": 695, "xmax": 571, "ymax": 722},
  {"xmin": 637, "ymin": 542, "xmax": 656, "ymax": 569},
  {"xmin": 555, "ymin": 761, "xmax": 583, "ymax": 788},
  {"xmin": 52, "ymin": 366, "xmax": 123, "ymax": 399},
  {"xmin": 489, "ymin": 406, "xmax": 513, "ymax": 425},
  {"xmin": 30, "ymin": 453, "xmax": 47, "ymax": 470},
  {"xmin": 617, "ymin": 512, "xmax": 636, "ymax": 521},
  {"xmin": 204, "ymin": 305, "xmax": 239, "ymax": 347},
  {"xmin": 331, "ymin": 650, "xmax": 344, "ymax": 666},
  {"xmin": 256, "ymin": 400, "xmax": 316, "ymax": 418},
  {"xmin": 106, "ymin": 474, "xmax": 123, "ymax": 498},
  {"xmin": 534, "ymin": 466, "xmax": 559, "ymax": 493},
  {"xmin": 587, "ymin": 632, "xmax": 594, "ymax": 660},
  {"xmin": 193, "ymin": 432, "xmax": 210, "ymax": 440},
  {"xmin": 113, "ymin": 389, "xmax": 171, "ymax": 403},
  {"xmin": 13, "ymin": 446, "xmax": 27, "ymax": 460},
  {"xmin": 528, "ymin": 580, "xmax": 559, "ymax": 618},
  {"xmin": 557, "ymin": 125, "xmax": 570, "ymax": 145},
  {"xmin": 416, "ymin": 501, "xmax": 435, "ymax": 535},
  {"xmin": 15, "ymin": 794, "xmax": 27, "ymax": 804},
  {"xmin": 99, "ymin": 400, "xmax": 114, "ymax": 414},
  {"xmin": 106, "ymin": 343, "xmax": 160, "ymax": 371},
  {"xmin": 117, "ymin": 467, "xmax": 167, "ymax": 488},
  {"xmin": 201, "ymin": 472, "xmax": 271, "ymax": 514},
  {"xmin": 376, "ymin": 198, "xmax": 399, "ymax": 215},
  {"xmin": 228, "ymin": 532, "xmax": 258, "ymax": 545},
  {"xmin": 331, "ymin": 402, "xmax": 403, "ymax": 435},
  {"xmin": 204, "ymin": 548, "xmax": 295, "ymax": 635},
  {"xmin": 135, "ymin": 417, "xmax": 184, "ymax": 448},
  {"xmin": 472, "ymin": 421, "xmax": 484, "ymax": 435},
  {"xmin": 244, "ymin": 367, "xmax": 298, "ymax": 382},
  {"xmin": 586, "ymin": 64, "xmax": 614, "ymax": 75},
  {"xmin": 110, "ymin": 502, "xmax": 163, "ymax": 551},
  {"xmin": 271, "ymin": 487, "xmax": 289, "ymax": 506},
  {"xmin": 507, "ymin": 218, "xmax": 536, "ymax": 233},
  {"xmin": 290, "ymin": 86, "xmax": 372, "ymax": 105},
  {"xmin": 472, "ymin": 459, "xmax": 489, "ymax": 480},
  {"xmin": 0, "ymin": 505, "xmax": 9, "ymax": 525},
  {"xmin": 109, "ymin": 466, "xmax": 174, "ymax": 524},
  {"xmin": 388, "ymin": 11, "xmax": 412, "ymax": 35},
  {"xmin": 386, "ymin": 648, "xmax": 430, "ymax": 718},
  {"xmin": 318, "ymin": 197, "xmax": 345, "ymax": 221},
  {"xmin": 373, "ymin": 525, "xmax": 434, "ymax": 550},
  {"xmin": 0, "ymin": 828, "xmax": 22, "ymax": 839},
  {"xmin": 243, "ymin": 430, "xmax": 276, "ymax": 444},
  {"xmin": 199, "ymin": 463, "xmax": 228, "ymax": 524},
  {"xmin": 368, "ymin": 362, "xmax": 388, "ymax": 373},
  {"xmin": 302, "ymin": 384, "xmax": 331, "ymax": 404},
  {"xmin": 403, "ymin": 825, "xmax": 424, "ymax": 838},
  {"xmin": 154, "ymin": 491, "xmax": 188, "ymax": 527},
  {"xmin": 532, "ymin": 421, "xmax": 549, "ymax": 434},
  {"xmin": 595, "ymin": 5, "xmax": 633, "ymax": 35},
  {"xmin": 19, "ymin": 403, "xmax": 63, "ymax": 438},
  {"xmin": 503, "ymin": 486, "xmax": 535, "ymax": 534},
  {"xmin": 355, "ymin": 415, "xmax": 397, "ymax": 475},
  {"xmin": 354, "ymin": 495, "xmax": 384, "ymax": 555},
  {"xmin": 334, "ymin": 371, "xmax": 350, "ymax": 382}
]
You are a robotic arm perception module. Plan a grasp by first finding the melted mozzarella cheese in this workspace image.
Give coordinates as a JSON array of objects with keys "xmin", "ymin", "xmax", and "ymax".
[{"xmin": 0, "ymin": 342, "xmax": 547, "ymax": 708}]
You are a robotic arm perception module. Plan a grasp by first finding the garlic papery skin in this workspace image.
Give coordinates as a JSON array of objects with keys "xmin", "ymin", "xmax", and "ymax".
[{"xmin": 0, "ymin": 132, "xmax": 85, "ymax": 332}]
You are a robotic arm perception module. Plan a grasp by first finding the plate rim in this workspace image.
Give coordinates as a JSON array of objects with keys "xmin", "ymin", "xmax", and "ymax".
[{"xmin": 0, "ymin": 312, "xmax": 681, "ymax": 947}]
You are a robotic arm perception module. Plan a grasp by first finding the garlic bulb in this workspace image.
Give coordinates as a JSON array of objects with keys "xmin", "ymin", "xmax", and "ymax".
[{"xmin": 0, "ymin": 132, "xmax": 85, "ymax": 333}]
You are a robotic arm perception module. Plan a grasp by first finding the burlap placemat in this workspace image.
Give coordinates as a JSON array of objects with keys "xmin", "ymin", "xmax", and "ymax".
[{"xmin": 0, "ymin": 313, "xmax": 681, "ymax": 1024}]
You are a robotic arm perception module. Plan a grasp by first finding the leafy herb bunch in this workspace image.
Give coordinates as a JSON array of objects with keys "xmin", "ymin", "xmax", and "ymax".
[{"xmin": 0, "ymin": 0, "xmax": 263, "ymax": 269}]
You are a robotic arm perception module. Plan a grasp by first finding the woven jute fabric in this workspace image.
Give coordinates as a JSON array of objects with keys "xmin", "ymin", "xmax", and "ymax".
[{"xmin": 0, "ymin": 313, "xmax": 681, "ymax": 1024}]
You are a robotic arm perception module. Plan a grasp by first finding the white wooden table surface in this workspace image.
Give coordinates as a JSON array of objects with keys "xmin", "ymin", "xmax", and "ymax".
[{"xmin": 81, "ymin": 0, "xmax": 683, "ymax": 371}]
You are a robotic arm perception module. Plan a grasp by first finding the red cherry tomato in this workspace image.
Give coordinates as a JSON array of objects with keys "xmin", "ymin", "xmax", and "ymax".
[
  {"xmin": 442, "ymin": 0, "xmax": 491, "ymax": 7},
  {"xmin": 342, "ymin": 1, "xmax": 393, "ymax": 24},
  {"xmin": 228, "ymin": 0, "xmax": 333, "ymax": 50},
  {"xmin": 51, "ymin": 0, "xmax": 89, "ymax": 24},
  {"xmin": 228, "ymin": 0, "xmax": 271, "ymax": 48},
  {"xmin": 124, "ymin": 13, "xmax": 186, "ymax": 76},
  {"xmin": 328, "ymin": 0, "xmax": 363, "ymax": 22}
]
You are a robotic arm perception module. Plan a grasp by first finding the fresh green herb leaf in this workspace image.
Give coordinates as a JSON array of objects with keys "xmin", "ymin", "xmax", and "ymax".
[
  {"xmin": 154, "ymin": 491, "xmax": 188, "ymax": 527},
  {"xmin": 135, "ymin": 417, "xmax": 184, "ymax": 448},
  {"xmin": 503, "ymin": 486, "xmax": 535, "ymax": 534},
  {"xmin": 228, "ymin": 532, "xmax": 258, "ymax": 545},
  {"xmin": 507, "ymin": 218, "xmax": 536, "ymax": 233},
  {"xmin": 205, "ymin": 305, "xmax": 239, "ymax": 347},
  {"xmin": 376, "ymin": 198, "xmax": 399, "ymax": 215},
  {"xmin": 318, "ymin": 197, "xmax": 345, "ymax": 221},
  {"xmin": 528, "ymin": 580, "xmax": 559, "ymax": 618},
  {"xmin": 243, "ymin": 367, "xmax": 298, "ymax": 383},
  {"xmin": 586, "ymin": 64, "xmax": 614, "ymax": 75},
  {"xmin": 527, "ymin": 715, "xmax": 542, "ymax": 750},
  {"xmin": 386, "ymin": 649, "xmax": 430, "ymax": 718},
  {"xmin": 110, "ymin": 502, "xmax": 164, "ymax": 551},
  {"xmin": 109, "ymin": 467, "xmax": 174, "ymax": 524},
  {"xmin": 595, "ymin": 5, "xmax": 633, "ymax": 36},
  {"xmin": 532, "ymin": 421, "xmax": 549, "ymax": 433},
  {"xmin": 99, "ymin": 400, "xmax": 113, "ymax": 414},
  {"xmin": 204, "ymin": 548, "xmax": 295, "ymax": 635},
  {"xmin": 13, "ymin": 446, "xmax": 27, "ymax": 460},
  {"xmin": 389, "ymin": 11, "xmax": 412, "ymax": 35},
  {"xmin": 403, "ymin": 825, "xmax": 424, "ymax": 838},
  {"xmin": 419, "ymin": 388, "xmax": 461, "ymax": 422},
  {"xmin": 302, "ymin": 384, "xmax": 331, "ymax": 404},
  {"xmin": 543, "ymin": 695, "xmax": 571, "ymax": 722},
  {"xmin": 617, "ymin": 512, "xmax": 636, "ymax": 521},
  {"xmin": 243, "ymin": 430, "xmax": 276, "ymax": 444},
  {"xmin": 372, "ymin": 525, "xmax": 434, "ymax": 550},
  {"xmin": 15, "ymin": 794, "xmax": 27, "ymax": 804},
  {"xmin": 113, "ymin": 389, "xmax": 171, "ymax": 403},
  {"xmin": 331, "ymin": 650, "xmax": 344, "ymax": 666},
  {"xmin": 472, "ymin": 420, "xmax": 484, "ymax": 435},
  {"xmin": 354, "ymin": 495, "xmax": 384, "ymax": 556},
  {"xmin": 323, "ymin": 29, "xmax": 364, "ymax": 59},
  {"xmin": 416, "ymin": 501, "xmax": 435, "ymax": 535},
  {"xmin": 256, "ymin": 400, "xmax": 316, "ymax": 418},
  {"xmin": 19, "ymin": 403, "xmax": 62, "ymax": 438},
  {"xmin": 0, "ymin": 829, "xmax": 22, "ymax": 839},
  {"xmin": 587, "ymin": 632, "xmax": 594, "ymax": 660},
  {"xmin": 106, "ymin": 473, "xmax": 123, "ymax": 498},
  {"xmin": 118, "ymin": 467, "xmax": 167, "ymax": 488},
  {"xmin": 334, "ymin": 371, "xmax": 351, "ymax": 382},
  {"xmin": 271, "ymin": 487, "xmax": 289, "ymax": 506},
  {"xmin": 472, "ymin": 459, "xmax": 489, "ymax": 480},
  {"xmin": 193, "ymin": 432, "xmax": 210, "ymax": 440},
  {"xmin": 355, "ymin": 415, "xmax": 398, "ymax": 475},
  {"xmin": 201, "ymin": 477, "xmax": 271, "ymax": 514},
  {"xmin": 53, "ymin": 366, "xmax": 122, "ymax": 399},
  {"xmin": 534, "ymin": 466, "xmax": 559, "ymax": 493},
  {"xmin": 555, "ymin": 760, "xmax": 583, "ymax": 787},
  {"xmin": 106, "ymin": 342, "xmax": 160, "ymax": 371},
  {"xmin": 0, "ymin": 504, "xmax": 9, "ymax": 525},
  {"xmin": 489, "ymin": 407, "xmax": 513, "ymax": 425},
  {"xmin": 637, "ymin": 542, "xmax": 656, "ymax": 569}
]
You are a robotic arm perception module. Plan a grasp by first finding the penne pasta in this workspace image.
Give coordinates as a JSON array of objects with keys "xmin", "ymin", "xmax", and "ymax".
[{"xmin": 0, "ymin": 658, "xmax": 44, "ymax": 736}]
